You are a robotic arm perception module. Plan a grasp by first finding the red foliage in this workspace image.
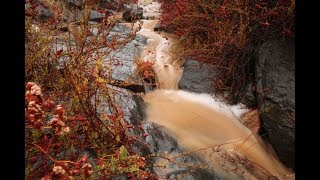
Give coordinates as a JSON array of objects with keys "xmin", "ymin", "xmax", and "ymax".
[
  {"xmin": 159, "ymin": 0, "xmax": 295, "ymax": 102},
  {"xmin": 25, "ymin": 82, "xmax": 153, "ymax": 179}
]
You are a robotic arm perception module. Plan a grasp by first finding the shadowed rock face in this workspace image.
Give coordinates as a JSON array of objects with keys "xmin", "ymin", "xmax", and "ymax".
[
  {"xmin": 255, "ymin": 38, "xmax": 295, "ymax": 170},
  {"xmin": 178, "ymin": 60, "xmax": 215, "ymax": 94}
]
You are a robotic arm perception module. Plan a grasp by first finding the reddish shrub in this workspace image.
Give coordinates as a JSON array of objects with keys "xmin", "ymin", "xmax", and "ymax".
[{"xmin": 160, "ymin": 0, "xmax": 295, "ymax": 102}]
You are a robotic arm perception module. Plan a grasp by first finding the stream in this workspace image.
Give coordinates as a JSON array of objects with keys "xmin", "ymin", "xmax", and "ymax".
[{"xmin": 134, "ymin": 0, "xmax": 294, "ymax": 179}]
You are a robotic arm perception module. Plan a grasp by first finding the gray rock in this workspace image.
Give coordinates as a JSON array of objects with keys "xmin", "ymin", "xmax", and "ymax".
[
  {"xmin": 255, "ymin": 38, "xmax": 295, "ymax": 169},
  {"xmin": 67, "ymin": 0, "xmax": 83, "ymax": 8},
  {"xmin": 240, "ymin": 81, "xmax": 257, "ymax": 108},
  {"xmin": 111, "ymin": 174, "xmax": 128, "ymax": 180},
  {"xmin": 122, "ymin": 5, "xmax": 143, "ymax": 22},
  {"xmin": 93, "ymin": 85, "xmax": 215, "ymax": 179},
  {"xmin": 104, "ymin": 24, "xmax": 148, "ymax": 84},
  {"xmin": 142, "ymin": 122, "xmax": 216, "ymax": 179},
  {"xmin": 178, "ymin": 60, "xmax": 215, "ymax": 94},
  {"xmin": 153, "ymin": 21, "xmax": 165, "ymax": 31},
  {"xmin": 110, "ymin": 23, "xmax": 135, "ymax": 36},
  {"xmin": 52, "ymin": 24, "xmax": 147, "ymax": 86},
  {"xmin": 62, "ymin": 8, "xmax": 82, "ymax": 22},
  {"xmin": 36, "ymin": 5, "xmax": 54, "ymax": 20},
  {"xmin": 132, "ymin": 93, "xmax": 216, "ymax": 179},
  {"xmin": 89, "ymin": 10, "xmax": 105, "ymax": 22}
]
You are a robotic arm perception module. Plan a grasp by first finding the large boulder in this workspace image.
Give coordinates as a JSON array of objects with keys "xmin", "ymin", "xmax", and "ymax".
[
  {"xmin": 178, "ymin": 60, "xmax": 215, "ymax": 94},
  {"xmin": 122, "ymin": 4, "xmax": 143, "ymax": 22},
  {"xmin": 105, "ymin": 24, "xmax": 148, "ymax": 85},
  {"xmin": 255, "ymin": 38, "xmax": 295, "ymax": 170},
  {"xmin": 89, "ymin": 10, "xmax": 105, "ymax": 21},
  {"xmin": 52, "ymin": 23, "xmax": 148, "ymax": 88}
]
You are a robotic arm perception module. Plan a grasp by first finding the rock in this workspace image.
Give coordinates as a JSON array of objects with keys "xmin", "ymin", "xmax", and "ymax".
[
  {"xmin": 178, "ymin": 60, "xmax": 215, "ymax": 93},
  {"xmin": 89, "ymin": 10, "xmax": 105, "ymax": 21},
  {"xmin": 104, "ymin": 24, "xmax": 148, "ymax": 85},
  {"xmin": 93, "ymin": 85, "xmax": 215, "ymax": 179},
  {"xmin": 133, "ymin": 94, "xmax": 216, "ymax": 179},
  {"xmin": 111, "ymin": 174, "xmax": 128, "ymax": 180},
  {"xmin": 153, "ymin": 21, "xmax": 165, "ymax": 31},
  {"xmin": 153, "ymin": 22, "xmax": 173, "ymax": 33},
  {"xmin": 255, "ymin": 38, "xmax": 295, "ymax": 170},
  {"xmin": 35, "ymin": 5, "xmax": 54, "ymax": 20},
  {"xmin": 240, "ymin": 81, "xmax": 257, "ymax": 108},
  {"xmin": 122, "ymin": 4, "xmax": 143, "ymax": 22},
  {"xmin": 107, "ymin": 79, "xmax": 146, "ymax": 93},
  {"xmin": 141, "ymin": 122, "xmax": 216, "ymax": 179},
  {"xmin": 99, "ymin": 0, "xmax": 125, "ymax": 11},
  {"xmin": 67, "ymin": 0, "xmax": 83, "ymax": 8},
  {"xmin": 53, "ymin": 24, "xmax": 148, "ymax": 86},
  {"xmin": 62, "ymin": 8, "xmax": 82, "ymax": 23}
]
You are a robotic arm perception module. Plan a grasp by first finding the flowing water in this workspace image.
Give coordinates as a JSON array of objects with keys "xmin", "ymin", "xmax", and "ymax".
[{"xmin": 137, "ymin": 1, "xmax": 294, "ymax": 179}]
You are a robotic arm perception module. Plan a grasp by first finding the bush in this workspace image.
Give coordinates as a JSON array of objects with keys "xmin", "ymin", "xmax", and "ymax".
[
  {"xmin": 159, "ymin": 0, "xmax": 295, "ymax": 103},
  {"xmin": 25, "ymin": 0, "xmax": 152, "ymax": 179},
  {"xmin": 135, "ymin": 58, "xmax": 156, "ymax": 85}
]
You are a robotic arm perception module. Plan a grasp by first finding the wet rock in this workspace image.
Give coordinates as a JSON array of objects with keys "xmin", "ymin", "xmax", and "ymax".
[
  {"xmin": 122, "ymin": 4, "xmax": 143, "ymax": 22},
  {"xmin": 93, "ymin": 85, "xmax": 215, "ymax": 179},
  {"xmin": 107, "ymin": 79, "xmax": 146, "ymax": 93},
  {"xmin": 142, "ymin": 122, "xmax": 216, "ymax": 179},
  {"xmin": 92, "ymin": 85, "xmax": 144, "ymax": 126},
  {"xmin": 153, "ymin": 21, "xmax": 165, "ymax": 31},
  {"xmin": 153, "ymin": 22, "xmax": 173, "ymax": 33},
  {"xmin": 179, "ymin": 60, "xmax": 215, "ymax": 94},
  {"xmin": 133, "ymin": 95, "xmax": 216, "ymax": 179},
  {"xmin": 255, "ymin": 38, "xmax": 295, "ymax": 170}
]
